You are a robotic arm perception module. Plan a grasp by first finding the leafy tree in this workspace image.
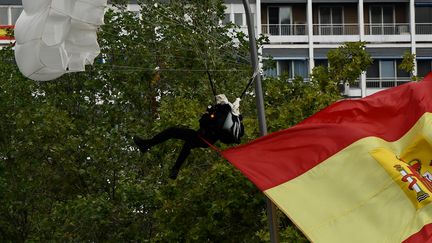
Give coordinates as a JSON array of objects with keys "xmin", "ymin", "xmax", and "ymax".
[
  {"xmin": 399, "ymin": 50, "xmax": 418, "ymax": 81},
  {"xmin": 0, "ymin": 1, "xmax": 264, "ymax": 241},
  {"xmin": 311, "ymin": 42, "xmax": 372, "ymax": 93},
  {"xmin": 0, "ymin": 1, "xmax": 371, "ymax": 242}
]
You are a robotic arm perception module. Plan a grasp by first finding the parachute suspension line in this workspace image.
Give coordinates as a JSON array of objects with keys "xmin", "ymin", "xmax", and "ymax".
[
  {"xmin": 239, "ymin": 69, "xmax": 260, "ymax": 100},
  {"xmin": 205, "ymin": 62, "xmax": 217, "ymax": 101}
]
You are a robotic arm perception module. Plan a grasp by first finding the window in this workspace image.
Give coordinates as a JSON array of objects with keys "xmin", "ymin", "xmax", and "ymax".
[
  {"xmin": 381, "ymin": 60, "xmax": 395, "ymax": 78},
  {"xmin": 418, "ymin": 60, "xmax": 432, "ymax": 78},
  {"xmin": 0, "ymin": 7, "xmax": 8, "ymax": 25},
  {"xmin": 268, "ymin": 7, "xmax": 292, "ymax": 35},
  {"xmin": 222, "ymin": 13, "xmax": 230, "ymax": 25},
  {"xmin": 367, "ymin": 59, "xmax": 410, "ymax": 78},
  {"xmin": 415, "ymin": 7, "xmax": 432, "ymax": 34},
  {"xmin": 277, "ymin": 60, "xmax": 308, "ymax": 78},
  {"xmin": 319, "ymin": 7, "xmax": 343, "ymax": 35},
  {"xmin": 366, "ymin": 60, "xmax": 380, "ymax": 78},
  {"xmin": 222, "ymin": 13, "xmax": 245, "ymax": 27},
  {"xmin": 264, "ymin": 67, "xmax": 277, "ymax": 77},
  {"xmin": 293, "ymin": 60, "xmax": 308, "ymax": 78},
  {"xmin": 366, "ymin": 59, "xmax": 410, "ymax": 88},
  {"xmin": 370, "ymin": 6, "xmax": 395, "ymax": 35},
  {"xmin": 315, "ymin": 59, "xmax": 329, "ymax": 67},
  {"xmin": 278, "ymin": 60, "xmax": 290, "ymax": 75},
  {"xmin": 396, "ymin": 60, "xmax": 410, "ymax": 78},
  {"xmin": 234, "ymin": 13, "xmax": 243, "ymax": 26},
  {"xmin": 416, "ymin": 7, "xmax": 432, "ymax": 23}
]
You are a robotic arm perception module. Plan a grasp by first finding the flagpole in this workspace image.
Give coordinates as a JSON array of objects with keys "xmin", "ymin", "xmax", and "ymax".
[{"xmin": 241, "ymin": 0, "xmax": 279, "ymax": 242}]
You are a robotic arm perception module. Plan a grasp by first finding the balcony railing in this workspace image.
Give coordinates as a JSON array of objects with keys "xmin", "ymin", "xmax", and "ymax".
[
  {"xmin": 416, "ymin": 23, "xmax": 432, "ymax": 35},
  {"xmin": 0, "ymin": 25, "xmax": 14, "ymax": 40},
  {"xmin": 366, "ymin": 77, "xmax": 411, "ymax": 88},
  {"xmin": 259, "ymin": 23, "xmax": 432, "ymax": 36},
  {"xmin": 259, "ymin": 22, "xmax": 432, "ymax": 36},
  {"xmin": 262, "ymin": 24, "xmax": 307, "ymax": 36},
  {"xmin": 364, "ymin": 23, "xmax": 410, "ymax": 35},
  {"xmin": 313, "ymin": 24, "xmax": 359, "ymax": 35}
]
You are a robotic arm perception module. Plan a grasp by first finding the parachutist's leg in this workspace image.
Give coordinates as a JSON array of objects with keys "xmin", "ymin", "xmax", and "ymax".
[
  {"xmin": 133, "ymin": 136, "xmax": 151, "ymax": 153},
  {"xmin": 134, "ymin": 127, "xmax": 196, "ymax": 153},
  {"xmin": 169, "ymin": 143, "xmax": 193, "ymax": 180}
]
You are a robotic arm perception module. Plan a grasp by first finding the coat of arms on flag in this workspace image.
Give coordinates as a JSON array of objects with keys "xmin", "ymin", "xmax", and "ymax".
[{"xmin": 371, "ymin": 135, "xmax": 432, "ymax": 209}]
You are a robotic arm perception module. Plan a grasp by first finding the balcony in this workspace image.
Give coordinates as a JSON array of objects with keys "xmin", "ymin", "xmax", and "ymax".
[
  {"xmin": 261, "ymin": 24, "xmax": 308, "ymax": 43},
  {"xmin": 262, "ymin": 24, "xmax": 308, "ymax": 36},
  {"xmin": 416, "ymin": 23, "xmax": 432, "ymax": 35},
  {"xmin": 366, "ymin": 77, "xmax": 411, "ymax": 88},
  {"xmin": 313, "ymin": 24, "xmax": 359, "ymax": 36},
  {"xmin": 364, "ymin": 23, "xmax": 410, "ymax": 35},
  {"xmin": 363, "ymin": 23, "xmax": 411, "ymax": 42},
  {"xmin": 345, "ymin": 78, "xmax": 412, "ymax": 97},
  {"xmin": 313, "ymin": 24, "xmax": 360, "ymax": 42},
  {"xmin": 416, "ymin": 23, "xmax": 432, "ymax": 42}
]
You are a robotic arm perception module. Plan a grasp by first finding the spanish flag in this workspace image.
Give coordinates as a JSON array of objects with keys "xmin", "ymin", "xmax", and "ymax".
[
  {"xmin": 0, "ymin": 26, "xmax": 13, "ymax": 40},
  {"xmin": 0, "ymin": 28, "xmax": 7, "ymax": 38},
  {"xmin": 222, "ymin": 73, "xmax": 432, "ymax": 242}
]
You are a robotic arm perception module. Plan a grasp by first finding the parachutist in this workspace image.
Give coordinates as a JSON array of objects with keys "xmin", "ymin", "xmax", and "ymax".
[{"xmin": 134, "ymin": 94, "xmax": 244, "ymax": 179}]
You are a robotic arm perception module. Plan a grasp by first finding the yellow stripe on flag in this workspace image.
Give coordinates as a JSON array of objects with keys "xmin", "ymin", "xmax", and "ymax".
[
  {"xmin": 265, "ymin": 112, "xmax": 432, "ymax": 242},
  {"xmin": 0, "ymin": 28, "xmax": 6, "ymax": 36}
]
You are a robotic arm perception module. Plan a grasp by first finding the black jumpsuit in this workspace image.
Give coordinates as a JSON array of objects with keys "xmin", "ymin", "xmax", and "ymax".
[{"xmin": 133, "ymin": 104, "xmax": 233, "ymax": 179}]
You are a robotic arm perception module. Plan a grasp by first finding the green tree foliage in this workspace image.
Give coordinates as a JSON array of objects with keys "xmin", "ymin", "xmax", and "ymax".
[
  {"xmin": 312, "ymin": 42, "xmax": 372, "ymax": 93},
  {"xmin": 0, "ymin": 1, "xmax": 371, "ymax": 242},
  {"xmin": 399, "ymin": 51, "xmax": 418, "ymax": 81}
]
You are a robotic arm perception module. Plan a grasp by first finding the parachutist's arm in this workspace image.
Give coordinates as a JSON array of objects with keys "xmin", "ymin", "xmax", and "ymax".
[{"xmin": 231, "ymin": 98, "xmax": 241, "ymax": 116}]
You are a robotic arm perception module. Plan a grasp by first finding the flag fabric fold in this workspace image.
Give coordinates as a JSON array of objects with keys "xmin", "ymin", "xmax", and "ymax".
[{"xmin": 222, "ymin": 73, "xmax": 432, "ymax": 242}]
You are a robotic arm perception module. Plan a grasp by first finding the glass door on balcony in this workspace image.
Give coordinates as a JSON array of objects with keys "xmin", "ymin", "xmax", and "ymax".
[
  {"xmin": 268, "ymin": 7, "xmax": 292, "ymax": 35},
  {"xmin": 319, "ymin": 7, "xmax": 343, "ymax": 35},
  {"xmin": 416, "ymin": 6, "xmax": 432, "ymax": 35},
  {"xmin": 370, "ymin": 6, "xmax": 394, "ymax": 35}
]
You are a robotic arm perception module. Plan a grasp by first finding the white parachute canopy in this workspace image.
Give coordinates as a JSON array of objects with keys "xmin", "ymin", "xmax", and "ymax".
[{"xmin": 14, "ymin": 0, "xmax": 108, "ymax": 81}]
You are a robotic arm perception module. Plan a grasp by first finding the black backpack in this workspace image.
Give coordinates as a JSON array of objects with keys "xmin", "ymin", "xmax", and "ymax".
[{"xmin": 199, "ymin": 103, "xmax": 244, "ymax": 144}]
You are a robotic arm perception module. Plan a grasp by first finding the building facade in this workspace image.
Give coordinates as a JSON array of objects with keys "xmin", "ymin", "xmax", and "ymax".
[
  {"xmin": 224, "ymin": 0, "xmax": 432, "ymax": 97},
  {"xmin": 2, "ymin": 0, "xmax": 431, "ymax": 97}
]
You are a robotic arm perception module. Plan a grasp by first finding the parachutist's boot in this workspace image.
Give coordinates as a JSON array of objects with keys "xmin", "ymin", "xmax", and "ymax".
[{"xmin": 133, "ymin": 136, "xmax": 151, "ymax": 153}]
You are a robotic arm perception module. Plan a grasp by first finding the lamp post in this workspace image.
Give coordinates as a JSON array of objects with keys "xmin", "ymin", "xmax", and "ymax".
[{"xmin": 241, "ymin": 0, "xmax": 279, "ymax": 242}]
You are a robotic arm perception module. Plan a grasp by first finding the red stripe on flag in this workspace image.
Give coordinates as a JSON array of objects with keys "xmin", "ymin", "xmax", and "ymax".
[
  {"xmin": 403, "ymin": 223, "xmax": 432, "ymax": 243},
  {"xmin": 222, "ymin": 72, "xmax": 432, "ymax": 191}
]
